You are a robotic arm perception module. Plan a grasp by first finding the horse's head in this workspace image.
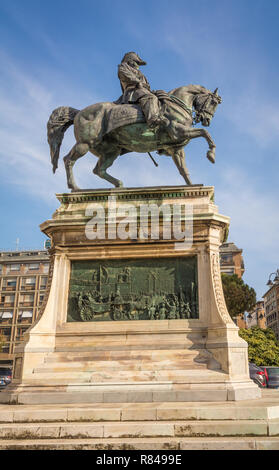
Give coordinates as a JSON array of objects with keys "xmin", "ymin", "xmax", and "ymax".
[{"xmin": 194, "ymin": 88, "xmax": 222, "ymax": 127}]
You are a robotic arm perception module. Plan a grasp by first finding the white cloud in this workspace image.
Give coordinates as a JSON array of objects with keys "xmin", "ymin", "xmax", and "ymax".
[{"xmin": 0, "ymin": 50, "xmax": 104, "ymax": 202}]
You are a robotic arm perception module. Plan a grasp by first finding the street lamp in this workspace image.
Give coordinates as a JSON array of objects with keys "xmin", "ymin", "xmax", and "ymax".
[{"xmin": 267, "ymin": 269, "xmax": 279, "ymax": 286}]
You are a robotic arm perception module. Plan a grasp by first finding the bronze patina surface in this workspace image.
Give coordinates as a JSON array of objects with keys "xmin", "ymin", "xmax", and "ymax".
[
  {"xmin": 47, "ymin": 52, "xmax": 221, "ymax": 190},
  {"xmin": 67, "ymin": 257, "xmax": 198, "ymax": 322}
]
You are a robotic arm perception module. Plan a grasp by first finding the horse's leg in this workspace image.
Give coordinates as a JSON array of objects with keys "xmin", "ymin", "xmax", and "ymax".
[
  {"xmin": 92, "ymin": 150, "xmax": 122, "ymax": 187},
  {"xmin": 187, "ymin": 128, "xmax": 216, "ymax": 163},
  {"xmin": 173, "ymin": 127, "xmax": 216, "ymax": 163},
  {"xmin": 171, "ymin": 149, "xmax": 192, "ymax": 185},
  {"xmin": 63, "ymin": 143, "xmax": 89, "ymax": 191}
]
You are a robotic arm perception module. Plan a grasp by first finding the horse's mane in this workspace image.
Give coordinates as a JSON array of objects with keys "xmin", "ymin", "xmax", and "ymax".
[{"xmin": 169, "ymin": 84, "xmax": 211, "ymax": 96}]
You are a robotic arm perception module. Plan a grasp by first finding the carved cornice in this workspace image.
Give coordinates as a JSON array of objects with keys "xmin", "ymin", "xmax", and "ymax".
[{"xmin": 56, "ymin": 185, "xmax": 214, "ymax": 204}]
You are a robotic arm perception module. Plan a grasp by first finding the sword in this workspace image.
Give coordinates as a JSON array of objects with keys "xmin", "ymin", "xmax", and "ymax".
[{"xmin": 147, "ymin": 152, "xmax": 158, "ymax": 167}]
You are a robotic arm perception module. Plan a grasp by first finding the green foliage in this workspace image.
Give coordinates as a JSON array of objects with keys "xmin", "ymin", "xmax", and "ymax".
[
  {"xmin": 221, "ymin": 273, "xmax": 256, "ymax": 318},
  {"xmin": 239, "ymin": 327, "xmax": 279, "ymax": 366}
]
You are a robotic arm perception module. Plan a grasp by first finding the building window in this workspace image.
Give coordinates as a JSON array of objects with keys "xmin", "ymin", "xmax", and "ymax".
[
  {"xmin": 40, "ymin": 277, "xmax": 48, "ymax": 288},
  {"xmin": 21, "ymin": 277, "xmax": 36, "ymax": 290},
  {"xmin": 19, "ymin": 294, "xmax": 34, "ymax": 305},
  {"xmin": 2, "ymin": 278, "xmax": 17, "ymax": 289},
  {"xmin": 222, "ymin": 269, "xmax": 235, "ymax": 276},
  {"xmin": 221, "ymin": 254, "xmax": 233, "ymax": 263},
  {"xmin": 43, "ymin": 264, "xmax": 49, "ymax": 274},
  {"xmin": 0, "ymin": 326, "xmax": 12, "ymax": 339},
  {"xmin": 1, "ymin": 343, "xmax": 10, "ymax": 354},
  {"xmin": 1, "ymin": 295, "xmax": 15, "ymax": 304},
  {"xmin": 0, "ymin": 312, "xmax": 13, "ymax": 323},
  {"xmin": 28, "ymin": 264, "xmax": 39, "ymax": 271},
  {"xmin": 18, "ymin": 311, "xmax": 33, "ymax": 324},
  {"xmin": 10, "ymin": 264, "xmax": 20, "ymax": 271},
  {"xmin": 16, "ymin": 327, "xmax": 29, "ymax": 341}
]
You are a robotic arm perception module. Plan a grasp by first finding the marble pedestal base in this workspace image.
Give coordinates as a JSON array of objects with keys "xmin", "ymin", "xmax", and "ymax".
[{"xmin": 1, "ymin": 186, "xmax": 260, "ymax": 404}]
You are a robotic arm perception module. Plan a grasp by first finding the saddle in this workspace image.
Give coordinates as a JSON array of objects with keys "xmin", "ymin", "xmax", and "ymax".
[
  {"xmin": 105, "ymin": 103, "xmax": 145, "ymax": 136},
  {"xmin": 105, "ymin": 90, "xmax": 174, "ymax": 137}
]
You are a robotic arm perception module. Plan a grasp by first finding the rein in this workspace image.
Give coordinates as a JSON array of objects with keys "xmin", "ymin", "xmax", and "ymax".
[{"xmin": 169, "ymin": 94, "xmax": 193, "ymax": 117}]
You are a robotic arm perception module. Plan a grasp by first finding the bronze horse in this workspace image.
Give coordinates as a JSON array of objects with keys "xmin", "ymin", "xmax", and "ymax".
[{"xmin": 47, "ymin": 84, "xmax": 221, "ymax": 190}]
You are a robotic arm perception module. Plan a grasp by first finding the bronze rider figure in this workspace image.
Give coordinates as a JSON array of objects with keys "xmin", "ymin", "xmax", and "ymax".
[{"xmin": 117, "ymin": 51, "xmax": 168, "ymax": 130}]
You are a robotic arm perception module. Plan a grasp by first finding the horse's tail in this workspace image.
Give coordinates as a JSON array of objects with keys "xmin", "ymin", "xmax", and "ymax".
[{"xmin": 47, "ymin": 106, "xmax": 80, "ymax": 173}]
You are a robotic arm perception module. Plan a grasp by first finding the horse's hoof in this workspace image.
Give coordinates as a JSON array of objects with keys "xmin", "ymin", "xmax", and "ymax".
[{"xmin": 207, "ymin": 151, "xmax": 215, "ymax": 164}]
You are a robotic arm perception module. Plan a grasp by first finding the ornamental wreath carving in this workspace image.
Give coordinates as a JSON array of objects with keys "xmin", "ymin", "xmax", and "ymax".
[{"xmin": 211, "ymin": 252, "xmax": 233, "ymax": 324}]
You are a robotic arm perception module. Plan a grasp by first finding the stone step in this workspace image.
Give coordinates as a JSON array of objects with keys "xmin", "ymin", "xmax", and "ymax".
[
  {"xmin": 0, "ymin": 387, "xmax": 231, "ymax": 404},
  {"xmin": 53, "ymin": 341, "xmax": 205, "ymax": 352},
  {"xmin": 44, "ymin": 348, "xmax": 206, "ymax": 363},
  {"xmin": 35, "ymin": 359, "xmax": 208, "ymax": 373},
  {"xmin": 29, "ymin": 368, "xmax": 223, "ymax": 383},
  {"xmin": 1, "ymin": 401, "xmax": 279, "ymax": 423},
  {"xmin": 0, "ymin": 436, "xmax": 279, "ymax": 450},
  {"xmin": 0, "ymin": 419, "xmax": 277, "ymax": 440}
]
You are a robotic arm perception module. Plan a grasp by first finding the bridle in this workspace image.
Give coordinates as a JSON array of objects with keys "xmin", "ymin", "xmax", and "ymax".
[{"xmin": 194, "ymin": 91, "xmax": 222, "ymax": 124}]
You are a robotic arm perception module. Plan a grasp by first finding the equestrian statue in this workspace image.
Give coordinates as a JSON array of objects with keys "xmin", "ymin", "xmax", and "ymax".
[{"xmin": 47, "ymin": 52, "xmax": 222, "ymax": 190}]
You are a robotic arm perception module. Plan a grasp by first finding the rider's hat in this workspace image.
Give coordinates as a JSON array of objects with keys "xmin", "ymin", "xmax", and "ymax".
[{"xmin": 121, "ymin": 51, "xmax": 147, "ymax": 66}]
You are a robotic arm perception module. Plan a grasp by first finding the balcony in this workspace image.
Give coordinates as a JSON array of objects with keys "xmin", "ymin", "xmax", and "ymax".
[
  {"xmin": 18, "ymin": 302, "xmax": 34, "ymax": 308},
  {"xmin": 0, "ymin": 302, "xmax": 15, "ymax": 308},
  {"xmin": 1, "ymin": 343, "xmax": 11, "ymax": 354},
  {"xmin": 1, "ymin": 285, "xmax": 17, "ymax": 292},
  {"xmin": 20, "ymin": 285, "xmax": 36, "ymax": 291}
]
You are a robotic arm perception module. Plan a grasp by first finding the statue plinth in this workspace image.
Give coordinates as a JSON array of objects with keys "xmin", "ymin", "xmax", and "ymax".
[{"xmin": 1, "ymin": 185, "xmax": 260, "ymax": 404}]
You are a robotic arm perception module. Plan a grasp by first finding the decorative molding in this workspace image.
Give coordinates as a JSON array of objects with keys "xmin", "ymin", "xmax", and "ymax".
[
  {"xmin": 211, "ymin": 252, "xmax": 233, "ymax": 324},
  {"xmin": 56, "ymin": 185, "xmax": 213, "ymax": 204}
]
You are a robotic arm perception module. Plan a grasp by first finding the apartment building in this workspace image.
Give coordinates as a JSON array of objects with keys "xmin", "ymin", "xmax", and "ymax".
[
  {"xmin": 220, "ymin": 242, "xmax": 245, "ymax": 278},
  {"xmin": 263, "ymin": 283, "xmax": 279, "ymax": 340},
  {"xmin": 246, "ymin": 300, "xmax": 267, "ymax": 330},
  {"xmin": 0, "ymin": 250, "xmax": 50, "ymax": 366}
]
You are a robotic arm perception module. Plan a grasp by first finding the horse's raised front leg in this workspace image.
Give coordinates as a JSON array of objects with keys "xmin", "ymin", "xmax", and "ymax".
[
  {"xmin": 63, "ymin": 143, "xmax": 89, "ymax": 191},
  {"xmin": 171, "ymin": 149, "xmax": 192, "ymax": 185},
  {"xmin": 178, "ymin": 127, "xmax": 216, "ymax": 163},
  {"xmin": 93, "ymin": 151, "xmax": 122, "ymax": 188}
]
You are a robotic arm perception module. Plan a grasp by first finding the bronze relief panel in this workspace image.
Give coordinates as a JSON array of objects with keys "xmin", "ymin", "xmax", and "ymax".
[{"xmin": 67, "ymin": 257, "xmax": 198, "ymax": 322}]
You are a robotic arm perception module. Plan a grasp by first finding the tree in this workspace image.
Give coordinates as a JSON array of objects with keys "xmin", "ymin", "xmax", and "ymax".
[
  {"xmin": 239, "ymin": 327, "xmax": 279, "ymax": 366},
  {"xmin": 221, "ymin": 273, "xmax": 256, "ymax": 319}
]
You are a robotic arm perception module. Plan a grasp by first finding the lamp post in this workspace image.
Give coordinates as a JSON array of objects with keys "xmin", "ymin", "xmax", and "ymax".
[{"xmin": 266, "ymin": 269, "xmax": 279, "ymax": 287}]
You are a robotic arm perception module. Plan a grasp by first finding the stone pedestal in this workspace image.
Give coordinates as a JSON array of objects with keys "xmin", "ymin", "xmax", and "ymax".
[{"xmin": 1, "ymin": 185, "xmax": 260, "ymax": 404}]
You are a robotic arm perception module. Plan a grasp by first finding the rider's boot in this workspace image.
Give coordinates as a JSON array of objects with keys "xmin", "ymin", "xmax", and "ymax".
[{"xmin": 148, "ymin": 115, "xmax": 169, "ymax": 131}]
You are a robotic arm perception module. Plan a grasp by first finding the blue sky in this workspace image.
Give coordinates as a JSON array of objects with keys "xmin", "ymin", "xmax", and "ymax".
[{"xmin": 0, "ymin": 0, "xmax": 278, "ymax": 299}]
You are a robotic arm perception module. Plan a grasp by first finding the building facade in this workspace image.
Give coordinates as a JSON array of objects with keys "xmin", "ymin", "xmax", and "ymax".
[
  {"xmin": 220, "ymin": 242, "xmax": 245, "ymax": 278},
  {"xmin": 220, "ymin": 242, "xmax": 246, "ymax": 328},
  {"xmin": 246, "ymin": 300, "xmax": 267, "ymax": 330},
  {"xmin": 263, "ymin": 284, "xmax": 279, "ymax": 340},
  {"xmin": 0, "ymin": 250, "xmax": 50, "ymax": 366}
]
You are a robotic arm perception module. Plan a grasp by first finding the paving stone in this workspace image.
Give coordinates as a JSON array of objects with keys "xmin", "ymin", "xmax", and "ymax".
[
  {"xmin": 174, "ymin": 420, "xmax": 268, "ymax": 437},
  {"xmin": 268, "ymin": 419, "xmax": 279, "ymax": 436},
  {"xmin": 103, "ymin": 423, "xmax": 174, "ymax": 438},
  {"xmin": 156, "ymin": 407, "xmax": 198, "ymax": 421},
  {"xmin": 59, "ymin": 423, "xmax": 104, "ymax": 438},
  {"xmin": 13, "ymin": 409, "xmax": 67, "ymax": 423},
  {"xmin": 121, "ymin": 408, "xmax": 157, "ymax": 421},
  {"xmin": 180, "ymin": 438, "xmax": 256, "ymax": 450},
  {"xmin": 0, "ymin": 410, "xmax": 14, "ymax": 423},
  {"xmin": 67, "ymin": 408, "xmax": 121, "ymax": 422},
  {"xmin": 0, "ymin": 424, "xmax": 60, "ymax": 439}
]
